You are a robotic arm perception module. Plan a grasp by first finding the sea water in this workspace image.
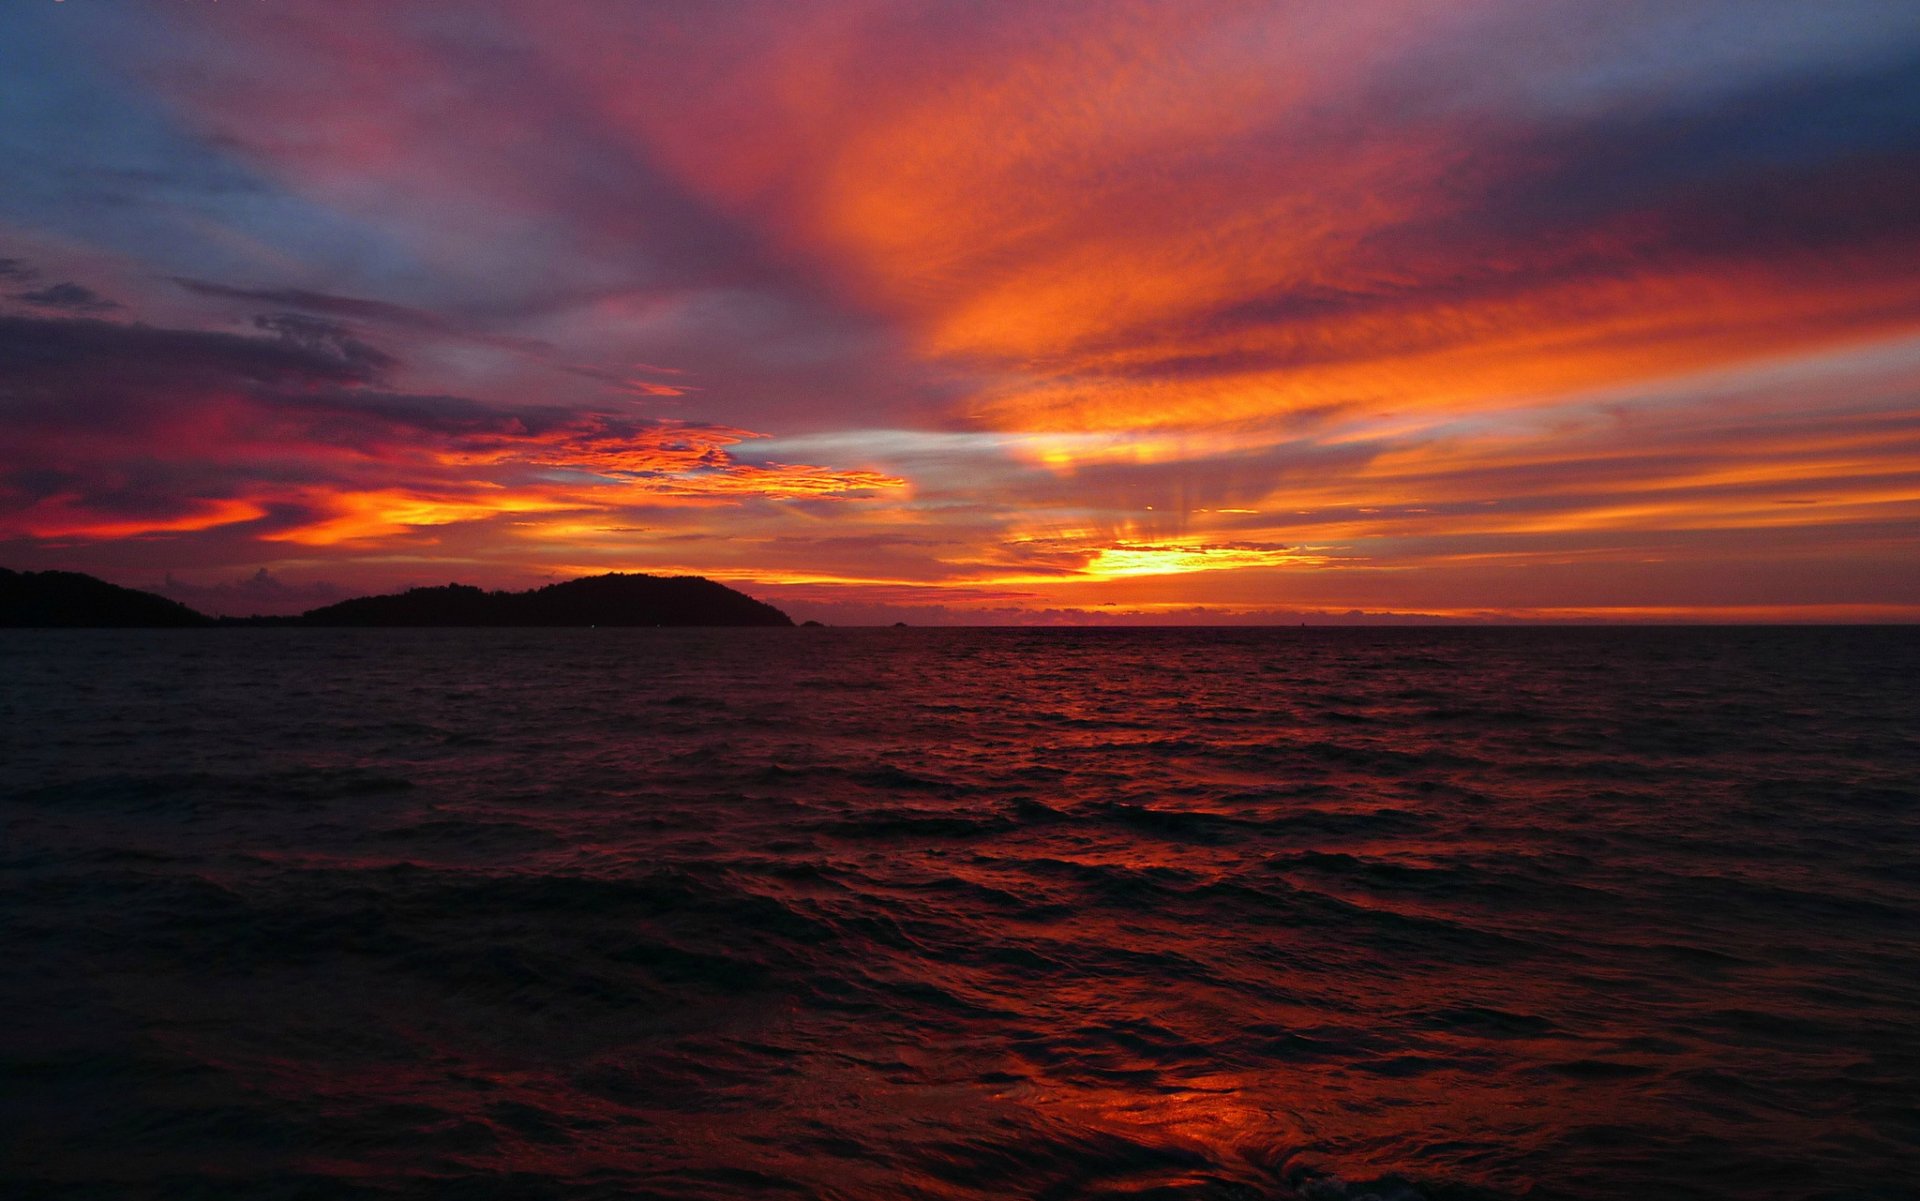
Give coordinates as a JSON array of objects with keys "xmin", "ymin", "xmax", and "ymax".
[{"xmin": 2, "ymin": 627, "xmax": 1916, "ymax": 1199}]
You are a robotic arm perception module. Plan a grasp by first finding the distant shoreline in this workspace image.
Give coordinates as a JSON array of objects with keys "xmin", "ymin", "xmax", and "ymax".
[{"xmin": 0, "ymin": 568, "xmax": 793, "ymax": 629}]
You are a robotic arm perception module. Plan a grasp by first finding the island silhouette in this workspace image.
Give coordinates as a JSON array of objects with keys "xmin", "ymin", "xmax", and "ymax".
[
  {"xmin": 0, "ymin": 568, "xmax": 793, "ymax": 628},
  {"xmin": 0, "ymin": 568, "xmax": 211, "ymax": 628}
]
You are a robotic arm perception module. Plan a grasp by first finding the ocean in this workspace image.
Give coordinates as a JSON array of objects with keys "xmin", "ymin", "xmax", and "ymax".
[{"xmin": 2, "ymin": 627, "xmax": 1916, "ymax": 1200}]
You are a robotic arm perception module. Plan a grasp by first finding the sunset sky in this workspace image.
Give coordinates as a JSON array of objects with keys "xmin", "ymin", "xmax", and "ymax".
[{"xmin": 3, "ymin": 1, "xmax": 1917, "ymax": 622}]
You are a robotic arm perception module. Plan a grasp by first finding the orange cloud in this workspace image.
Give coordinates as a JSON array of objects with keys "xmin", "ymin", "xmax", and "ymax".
[{"xmin": 5, "ymin": 495, "xmax": 268, "ymax": 542}]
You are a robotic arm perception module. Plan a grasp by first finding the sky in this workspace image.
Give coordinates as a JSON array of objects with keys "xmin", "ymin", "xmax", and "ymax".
[{"xmin": 2, "ymin": 0, "xmax": 1918, "ymax": 623}]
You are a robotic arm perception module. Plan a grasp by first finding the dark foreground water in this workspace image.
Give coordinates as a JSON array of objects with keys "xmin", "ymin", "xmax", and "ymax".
[{"xmin": 2, "ymin": 628, "xmax": 1917, "ymax": 1201}]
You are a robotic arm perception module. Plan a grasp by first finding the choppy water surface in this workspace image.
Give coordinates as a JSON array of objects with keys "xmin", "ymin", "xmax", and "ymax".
[{"xmin": 2, "ymin": 627, "xmax": 1917, "ymax": 1200}]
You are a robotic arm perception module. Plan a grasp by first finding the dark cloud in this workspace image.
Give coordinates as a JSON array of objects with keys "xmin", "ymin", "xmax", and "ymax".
[
  {"xmin": 0, "ymin": 311, "xmax": 602, "ymax": 451},
  {"xmin": 0, "ymin": 258, "xmax": 36, "ymax": 283},
  {"xmin": 3, "ymin": 311, "xmax": 751, "ymax": 451},
  {"xmin": 175, "ymin": 278, "xmax": 451, "ymax": 331},
  {"xmin": 1487, "ymin": 52, "xmax": 1920, "ymax": 237},
  {"xmin": 13, "ymin": 282, "xmax": 121, "ymax": 314},
  {"xmin": 251, "ymin": 312, "xmax": 396, "ymax": 375},
  {"xmin": 173, "ymin": 277, "xmax": 557, "ymax": 355},
  {"xmin": 0, "ymin": 312, "xmax": 386, "ymax": 428}
]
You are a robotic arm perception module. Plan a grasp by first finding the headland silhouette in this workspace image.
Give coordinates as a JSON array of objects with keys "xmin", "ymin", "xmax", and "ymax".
[{"xmin": 0, "ymin": 568, "xmax": 793, "ymax": 628}]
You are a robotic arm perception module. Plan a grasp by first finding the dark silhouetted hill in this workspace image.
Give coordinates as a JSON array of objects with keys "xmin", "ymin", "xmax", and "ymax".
[
  {"xmin": 1, "ymin": 568, "xmax": 793, "ymax": 627},
  {"xmin": 294, "ymin": 573, "xmax": 793, "ymax": 627},
  {"xmin": 0, "ymin": 567, "xmax": 211, "ymax": 627}
]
